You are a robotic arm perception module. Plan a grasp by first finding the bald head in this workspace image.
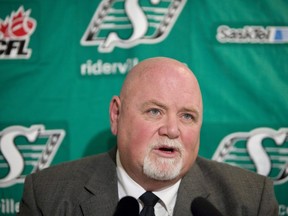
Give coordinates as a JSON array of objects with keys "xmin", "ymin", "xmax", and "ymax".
[{"xmin": 120, "ymin": 57, "xmax": 201, "ymax": 104}]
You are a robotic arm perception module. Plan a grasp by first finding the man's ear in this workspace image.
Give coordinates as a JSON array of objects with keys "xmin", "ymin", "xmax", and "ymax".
[{"xmin": 109, "ymin": 96, "xmax": 121, "ymax": 135}]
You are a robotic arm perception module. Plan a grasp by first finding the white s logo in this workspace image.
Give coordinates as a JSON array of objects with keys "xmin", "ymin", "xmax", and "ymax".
[{"xmin": 0, "ymin": 125, "xmax": 41, "ymax": 186}]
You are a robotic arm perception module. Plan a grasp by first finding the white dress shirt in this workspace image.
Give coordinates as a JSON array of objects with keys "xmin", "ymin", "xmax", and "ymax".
[{"xmin": 116, "ymin": 151, "xmax": 181, "ymax": 216}]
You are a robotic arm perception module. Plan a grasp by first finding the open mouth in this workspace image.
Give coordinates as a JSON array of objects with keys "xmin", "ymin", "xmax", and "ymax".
[
  {"xmin": 154, "ymin": 145, "xmax": 179, "ymax": 157},
  {"xmin": 158, "ymin": 146, "xmax": 175, "ymax": 153}
]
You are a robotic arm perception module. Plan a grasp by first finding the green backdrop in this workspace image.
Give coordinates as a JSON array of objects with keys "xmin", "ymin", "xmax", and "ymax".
[{"xmin": 0, "ymin": 0, "xmax": 287, "ymax": 215}]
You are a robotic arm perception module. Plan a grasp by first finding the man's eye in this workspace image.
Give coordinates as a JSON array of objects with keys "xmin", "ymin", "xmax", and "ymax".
[
  {"xmin": 182, "ymin": 113, "xmax": 194, "ymax": 121},
  {"xmin": 148, "ymin": 108, "xmax": 161, "ymax": 116}
]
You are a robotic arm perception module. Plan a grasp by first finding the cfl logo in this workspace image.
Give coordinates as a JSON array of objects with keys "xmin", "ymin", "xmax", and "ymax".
[{"xmin": 213, "ymin": 128, "xmax": 288, "ymax": 185}]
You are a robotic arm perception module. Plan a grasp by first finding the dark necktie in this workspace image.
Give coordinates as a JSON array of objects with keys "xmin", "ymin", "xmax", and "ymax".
[{"xmin": 139, "ymin": 191, "xmax": 159, "ymax": 216}]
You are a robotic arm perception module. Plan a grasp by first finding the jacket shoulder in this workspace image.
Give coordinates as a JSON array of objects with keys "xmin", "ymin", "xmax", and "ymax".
[
  {"xmin": 194, "ymin": 157, "xmax": 277, "ymax": 215},
  {"xmin": 20, "ymin": 151, "xmax": 118, "ymax": 215},
  {"xmin": 32, "ymin": 152, "xmax": 113, "ymax": 182},
  {"xmin": 196, "ymin": 156, "xmax": 265, "ymax": 179}
]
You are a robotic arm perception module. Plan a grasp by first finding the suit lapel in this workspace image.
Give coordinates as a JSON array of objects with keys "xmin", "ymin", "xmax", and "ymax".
[
  {"xmin": 173, "ymin": 158, "xmax": 210, "ymax": 216},
  {"xmin": 80, "ymin": 149, "xmax": 119, "ymax": 216}
]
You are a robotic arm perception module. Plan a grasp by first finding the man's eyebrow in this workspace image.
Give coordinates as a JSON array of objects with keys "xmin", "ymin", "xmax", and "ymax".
[
  {"xmin": 181, "ymin": 107, "xmax": 200, "ymax": 114},
  {"xmin": 181, "ymin": 107, "xmax": 200, "ymax": 119},
  {"xmin": 141, "ymin": 100, "xmax": 200, "ymax": 115},
  {"xmin": 141, "ymin": 100, "xmax": 168, "ymax": 109}
]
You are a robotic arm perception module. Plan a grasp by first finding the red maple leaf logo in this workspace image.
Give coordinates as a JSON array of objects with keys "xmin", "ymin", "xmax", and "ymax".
[
  {"xmin": 0, "ymin": 19, "xmax": 9, "ymax": 38},
  {"xmin": 0, "ymin": 6, "xmax": 36, "ymax": 39}
]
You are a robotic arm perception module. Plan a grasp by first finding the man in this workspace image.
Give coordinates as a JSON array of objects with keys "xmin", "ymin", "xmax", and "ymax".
[{"xmin": 19, "ymin": 57, "xmax": 278, "ymax": 215}]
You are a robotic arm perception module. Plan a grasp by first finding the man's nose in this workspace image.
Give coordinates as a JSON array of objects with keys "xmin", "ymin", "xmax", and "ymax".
[{"xmin": 158, "ymin": 116, "xmax": 180, "ymax": 139}]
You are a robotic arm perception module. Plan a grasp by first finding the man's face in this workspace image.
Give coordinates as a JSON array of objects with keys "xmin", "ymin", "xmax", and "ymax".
[{"xmin": 110, "ymin": 58, "xmax": 203, "ymax": 187}]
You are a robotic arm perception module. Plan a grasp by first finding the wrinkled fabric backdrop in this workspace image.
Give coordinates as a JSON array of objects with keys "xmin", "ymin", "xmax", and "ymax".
[{"xmin": 0, "ymin": 0, "xmax": 287, "ymax": 215}]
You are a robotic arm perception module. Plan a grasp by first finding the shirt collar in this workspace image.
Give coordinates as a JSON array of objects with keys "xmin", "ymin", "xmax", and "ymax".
[{"xmin": 116, "ymin": 150, "xmax": 181, "ymax": 215}]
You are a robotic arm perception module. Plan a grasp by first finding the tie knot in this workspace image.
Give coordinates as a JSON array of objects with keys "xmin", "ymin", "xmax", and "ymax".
[{"xmin": 139, "ymin": 191, "xmax": 159, "ymax": 207}]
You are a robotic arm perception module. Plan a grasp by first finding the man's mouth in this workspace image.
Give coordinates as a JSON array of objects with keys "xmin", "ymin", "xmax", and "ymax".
[
  {"xmin": 158, "ymin": 146, "xmax": 175, "ymax": 153},
  {"xmin": 153, "ymin": 145, "xmax": 179, "ymax": 157}
]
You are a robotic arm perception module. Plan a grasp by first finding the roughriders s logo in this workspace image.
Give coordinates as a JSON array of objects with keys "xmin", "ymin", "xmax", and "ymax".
[
  {"xmin": 81, "ymin": 0, "xmax": 187, "ymax": 52},
  {"xmin": 213, "ymin": 128, "xmax": 288, "ymax": 185},
  {"xmin": 0, "ymin": 6, "xmax": 37, "ymax": 59},
  {"xmin": 0, "ymin": 125, "xmax": 65, "ymax": 187}
]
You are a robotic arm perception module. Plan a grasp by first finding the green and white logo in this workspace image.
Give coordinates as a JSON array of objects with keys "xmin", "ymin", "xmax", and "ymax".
[
  {"xmin": 81, "ymin": 0, "xmax": 187, "ymax": 52},
  {"xmin": 0, "ymin": 125, "xmax": 65, "ymax": 188},
  {"xmin": 213, "ymin": 127, "xmax": 288, "ymax": 185}
]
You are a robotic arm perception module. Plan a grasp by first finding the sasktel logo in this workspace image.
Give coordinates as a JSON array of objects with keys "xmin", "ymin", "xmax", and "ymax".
[
  {"xmin": 0, "ymin": 6, "xmax": 36, "ymax": 59},
  {"xmin": 0, "ymin": 125, "xmax": 65, "ymax": 187},
  {"xmin": 216, "ymin": 25, "xmax": 288, "ymax": 44},
  {"xmin": 81, "ymin": 0, "xmax": 187, "ymax": 52},
  {"xmin": 213, "ymin": 128, "xmax": 288, "ymax": 185}
]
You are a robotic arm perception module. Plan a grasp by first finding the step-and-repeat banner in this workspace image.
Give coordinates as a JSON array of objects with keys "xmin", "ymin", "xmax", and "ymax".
[{"xmin": 0, "ymin": 0, "xmax": 287, "ymax": 215}]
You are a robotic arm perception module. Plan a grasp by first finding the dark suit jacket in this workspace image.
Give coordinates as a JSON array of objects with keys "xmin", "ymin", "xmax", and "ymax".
[{"xmin": 18, "ymin": 148, "xmax": 278, "ymax": 216}]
